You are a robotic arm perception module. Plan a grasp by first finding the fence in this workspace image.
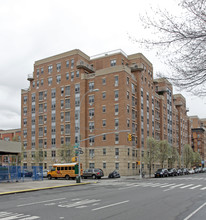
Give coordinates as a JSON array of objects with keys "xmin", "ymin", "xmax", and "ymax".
[{"xmin": 0, "ymin": 166, "xmax": 43, "ymax": 182}]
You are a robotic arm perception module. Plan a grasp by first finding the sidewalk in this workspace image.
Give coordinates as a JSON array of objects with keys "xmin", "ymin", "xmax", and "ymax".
[
  {"xmin": 0, "ymin": 179, "xmax": 96, "ymax": 195},
  {"xmin": 0, "ymin": 175, "xmax": 153, "ymax": 196}
]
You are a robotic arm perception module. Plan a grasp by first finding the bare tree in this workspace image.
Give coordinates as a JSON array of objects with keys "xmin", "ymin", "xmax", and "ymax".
[
  {"xmin": 57, "ymin": 144, "xmax": 75, "ymax": 163},
  {"xmin": 193, "ymin": 151, "xmax": 201, "ymax": 167},
  {"xmin": 136, "ymin": 0, "xmax": 206, "ymax": 95},
  {"xmin": 169, "ymin": 147, "xmax": 180, "ymax": 168},
  {"xmin": 183, "ymin": 144, "xmax": 194, "ymax": 168},
  {"xmin": 158, "ymin": 140, "xmax": 170, "ymax": 168},
  {"xmin": 144, "ymin": 137, "xmax": 159, "ymax": 177}
]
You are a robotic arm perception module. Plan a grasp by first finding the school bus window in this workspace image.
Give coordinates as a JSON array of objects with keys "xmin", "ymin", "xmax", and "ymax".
[
  {"xmin": 69, "ymin": 167, "xmax": 71, "ymax": 170},
  {"xmin": 65, "ymin": 167, "xmax": 68, "ymax": 170},
  {"xmin": 61, "ymin": 167, "xmax": 64, "ymax": 170},
  {"xmin": 57, "ymin": 167, "xmax": 60, "ymax": 171},
  {"xmin": 72, "ymin": 167, "xmax": 75, "ymax": 170}
]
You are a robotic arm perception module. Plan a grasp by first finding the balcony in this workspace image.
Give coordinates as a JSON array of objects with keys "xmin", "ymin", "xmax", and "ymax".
[
  {"xmin": 76, "ymin": 60, "xmax": 95, "ymax": 73},
  {"xmin": 130, "ymin": 63, "xmax": 144, "ymax": 72},
  {"xmin": 27, "ymin": 74, "xmax": 34, "ymax": 81}
]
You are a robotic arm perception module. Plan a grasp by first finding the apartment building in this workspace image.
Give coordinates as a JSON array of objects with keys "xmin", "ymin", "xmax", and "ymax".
[
  {"xmin": 190, "ymin": 116, "xmax": 206, "ymax": 166},
  {"xmin": 0, "ymin": 129, "xmax": 21, "ymax": 142},
  {"xmin": 21, "ymin": 49, "xmax": 191, "ymax": 175}
]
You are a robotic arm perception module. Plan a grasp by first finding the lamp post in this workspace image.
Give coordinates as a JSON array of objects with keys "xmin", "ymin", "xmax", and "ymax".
[{"xmin": 77, "ymin": 88, "xmax": 99, "ymax": 182}]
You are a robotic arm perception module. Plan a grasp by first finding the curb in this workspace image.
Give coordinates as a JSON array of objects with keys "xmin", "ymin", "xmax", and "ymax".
[{"xmin": 0, "ymin": 182, "xmax": 96, "ymax": 196}]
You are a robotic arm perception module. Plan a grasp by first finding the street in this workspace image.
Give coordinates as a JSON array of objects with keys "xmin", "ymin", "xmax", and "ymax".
[{"xmin": 0, "ymin": 174, "xmax": 206, "ymax": 220}]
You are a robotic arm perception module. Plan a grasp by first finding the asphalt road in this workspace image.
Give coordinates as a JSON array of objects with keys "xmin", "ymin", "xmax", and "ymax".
[{"xmin": 0, "ymin": 173, "xmax": 206, "ymax": 220}]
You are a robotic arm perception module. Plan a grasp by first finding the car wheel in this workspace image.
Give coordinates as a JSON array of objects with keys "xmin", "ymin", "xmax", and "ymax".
[
  {"xmin": 48, "ymin": 175, "xmax": 52, "ymax": 180},
  {"xmin": 92, "ymin": 175, "xmax": 96, "ymax": 179},
  {"xmin": 65, "ymin": 175, "xmax": 70, "ymax": 180},
  {"xmin": 84, "ymin": 177, "xmax": 87, "ymax": 179}
]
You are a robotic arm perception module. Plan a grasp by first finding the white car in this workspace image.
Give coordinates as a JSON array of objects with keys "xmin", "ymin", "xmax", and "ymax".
[{"xmin": 188, "ymin": 169, "xmax": 194, "ymax": 174}]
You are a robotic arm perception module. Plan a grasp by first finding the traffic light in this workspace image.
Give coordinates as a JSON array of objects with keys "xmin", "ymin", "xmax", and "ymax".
[{"xmin": 128, "ymin": 133, "xmax": 132, "ymax": 141}]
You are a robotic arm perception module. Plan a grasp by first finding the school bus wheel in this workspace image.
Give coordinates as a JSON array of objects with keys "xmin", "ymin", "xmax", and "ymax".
[
  {"xmin": 48, "ymin": 175, "xmax": 52, "ymax": 180},
  {"xmin": 65, "ymin": 175, "xmax": 70, "ymax": 180}
]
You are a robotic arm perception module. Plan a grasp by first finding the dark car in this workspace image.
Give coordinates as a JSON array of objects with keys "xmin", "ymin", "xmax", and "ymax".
[
  {"xmin": 108, "ymin": 170, "xmax": 120, "ymax": 178},
  {"xmin": 82, "ymin": 168, "xmax": 104, "ymax": 179},
  {"xmin": 168, "ymin": 168, "xmax": 178, "ymax": 177},
  {"xmin": 21, "ymin": 169, "xmax": 33, "ymax": 177},
  {"xmin": 181, "ymin": 168, "xmax": 189, "ymax": 175},
  {"xmin": 154, "ymin": 169, "xmax": 169, "ymax": 178},
  {"xmin": 177, "ymin": 169, "xmax": 183, "ymax": 176}
]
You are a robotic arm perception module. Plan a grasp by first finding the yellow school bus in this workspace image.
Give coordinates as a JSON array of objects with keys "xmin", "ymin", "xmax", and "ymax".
[{"xmin": 47, "ymin": 163, "xmax": 83, "ymax": 180}]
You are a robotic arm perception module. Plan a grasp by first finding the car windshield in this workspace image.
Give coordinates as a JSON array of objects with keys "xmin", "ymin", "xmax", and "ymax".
[{"xmin": 157, "ymin": 169, "xmax": 163, "ymax": 172}]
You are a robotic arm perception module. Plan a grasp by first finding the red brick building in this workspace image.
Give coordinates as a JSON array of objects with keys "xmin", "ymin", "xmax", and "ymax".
[{"xmin": 21, "ymin": 49, "xmax": 191, "ymax": 175}]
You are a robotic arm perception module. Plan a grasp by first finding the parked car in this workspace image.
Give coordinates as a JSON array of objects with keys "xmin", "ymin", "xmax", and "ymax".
[
  {"xmin": 188, "ymin": 168, "xmax": 195, "ymax": 174},
  {"xmin": 108, "ymin": 170, "xmax": 120, "ymax": 178},
  {"xmin": 202, "ymin": 167, "xmax": 206, "ymax": 173},
  {"xmin": 154, "ymin": 169, "xmax": 169, "ymax": 178},
  {"xmin": 21, "ymin": 169, "xmax": 33, "ymax": 177},
  {"xmin": 43, "ymin": 170, "xmax": 49, "ymax": 178},
  {"xmin": 82, "ymin": 168, "xmax": 104, "ymax": 179},
  {"xmin": 181, "ymin": 168, "xmax": 189, "ymax": 175},
  {"xmin": 168, "ymin": 168, "xmax": 178, "ymax": 177},
  {"xmin": 177, "ymin": 169, "xmax": 183, "ymax": 176}
]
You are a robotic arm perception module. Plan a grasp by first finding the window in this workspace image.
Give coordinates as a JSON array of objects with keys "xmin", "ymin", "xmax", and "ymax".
[
  {"xmin": 48, "ymin": 65, "xmax": 53, "ymax": 74},
  {"xmin": 71, "ymin": 59, "xmax": 74, "ymax": 68},
  {"xmin": 102, "ymin": 106, "xmax": 106, "ymax": 113},
  {"xmin": 48, "ymin": 77, "xmax": 52, "ymax": 86},
  {"xmin": 51, "ymin": 150, "xmax": 56, "ymax": 157},
  {"xmin": 115, "ymin": 90, "xmax": 119, "ymax": 100},
  {"xmin": 127, "ymin": 105, "xmax": 130, "ymax": 113},
  {"xmin": 65, "ymin": 137, "xmax": 70, "ymax": 145},
  {"xmin": 89, "ymin": 109, "xmax": 94, "ymax": 117},
  {"xmin": 65, "ymin": 112, "xmax": 70, "ymax": 122},
  {"xmin": 76, "ymin": 70, "xmax": 79, "ymax": 78},
  {"xmin": 56, "ymin": 75, "xmax": 61, "ymax": 84},
  {"xmin": 115, "ymin": 119, "xmax": 119, "ymax": 127},
  {"xmin": 57, "ymin": 63, "xmax": 61, "ymax": 72},
  {"xmin": 115, "ymin": 76, "xmax": 119, "ymax": 86},
  {"xmin": 115, "ymin": 163, "xmax": 119, "ymax": 170},
  {"xmin": 89, "ymin": 122, "xmax": 94, "ymax": 130},
  {"xmin": 39, "ymin": 104, "xmax": 43, "ymax": 113},
  {"xmin": 103, "ymin": 134, "xmax": 106, "ymax": 141},
  {"xmin": 89, "ymin": 136, "xmax": 94, "ymax": 144},
  {"xmin": 66, "ymin": 73, "xmax": 69, "ymax": 80},
  {"xmin": 102, "ymin": 92, "xmax": 106, "ymax": 99},
  {"xmin": 41, "ymin": 79, "xmax": 43, "ymax": 86},
  {"xmin": 128, "ymin": 148, "xmax": 130, "ymax": 156},
  {"xmin": 65, "ymin": 86, "xmax": 70, "ymax": 96},
  {"xmin": 115, "ymin": 104, "xmax": 119, "ymax": 115},
  {"xmin": 65, "ymin": 124, "xmax": 70, "ymax": 134},
  {"xmin": 89, "ymin": 163, "xmax": 95, "ymax": 169},
  {"xmin": 128, "ymin": 163, "xmax": 130, "ymax": 169},
  {"xmin": 127, "ymin": 91, "xmax": 130, "ymax": 99},
  {"xmin": 102, "ymin": 120, "xmax": 106, "ymax": 127},
  {"xmin": 115, "ymin": 134, "xmax": 119, "ymax": 143},
  {"xmin": 75, "ymin": 97, "xmax": 80, "ymax": 107},
  {"xmin": 115, "ymin": 148, "xmax": 119, "ymax": 156},
  {"xmin": 89, "ymin": 95, "xmax": 94, "ymax": 105},
  {"xmin": 66, "ymin": 60, "xmax": 69, "ymax": 68},
  {"xmin": 23, "ymin": 96, "xmax": 27, "ymax": 104},
  {"xmin": 103, "ymin": 163, "xmax": 106, "ymax": 169},
  {"xmin": 65, "ymin": 99, "xmax": 70, "ymax": 109},
  {"xmin": 71, "ymin": 72, "xmax": 74, "ymax": 80},
  {"xmin": 75, "ymin": 84, "xmax": 80, "ymax": 94},
  {"xmin": 127, "ymin": 119, "xmax": 130, "ymax": 128},
  {"xmin": 111, "ymin": 59, "xmax": 116, "ymax": 66},
  {"xmin": 103, "ymin": 148, "xmax": 106, "ymax": 155},
  {"xmin": 89, "ymin": 82, "xmax": 94, "ymax": 91},
  {"xmin": 102, "ymin": 78, "xmax": 106, "ymax": 85},
  {"xmin": 127, "ymin": 77, "xmax": 129, "ymax": 85},
  {"xmin": 51, "ymin": 88, "xmax": 56, "ymax": 98},
  {"xmin": 89, "ymin": 149, "xmax": 95, "ymax": 158},
  {"xmin": 61, "ymin": 100, "xmax": 64, "ymax": 108}
]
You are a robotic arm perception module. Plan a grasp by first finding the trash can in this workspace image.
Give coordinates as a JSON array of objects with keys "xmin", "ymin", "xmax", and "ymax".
[{"xmin": 76, "ymin": 176, "xmax": 81, "ymax": 183}]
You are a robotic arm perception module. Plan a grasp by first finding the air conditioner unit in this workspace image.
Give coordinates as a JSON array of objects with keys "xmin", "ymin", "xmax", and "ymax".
[
  {"xmin": 89, "ymin": 103, "xmax": 93, "ymax": 106},
  {"xmin": 90, "ymin": 116, "xmax": 93, "ymax": 119},
  {"xmin": 90, "ymin": 143, "xmax": 93, "ymax": 146},
  {"xmin": 90, "ymin": 129, "xmax": 93, "ymax": 133},
  {"xmin": 61, "ymin": 131, "xmax": 64, "ymax": 135},
  {"xmin": 115, "ymin": 156, "xmax": 119, "ymax": 159}
]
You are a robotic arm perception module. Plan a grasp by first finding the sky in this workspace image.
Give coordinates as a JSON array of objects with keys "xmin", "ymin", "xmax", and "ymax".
[{"xmin": 0, "ymin": 0, "xmax": 205, "ymax": 130}]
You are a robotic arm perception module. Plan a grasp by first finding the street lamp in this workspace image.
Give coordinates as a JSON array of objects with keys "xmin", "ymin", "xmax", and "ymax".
[{"xmin": 77, "ymin": 88, "xmax": 99, "ymax": 182}]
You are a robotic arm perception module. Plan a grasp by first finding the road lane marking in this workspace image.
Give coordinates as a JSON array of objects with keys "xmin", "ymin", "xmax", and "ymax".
[
  {"xmin": 160, "ymin": 183, "xmax": 176, "ymax": 188},
  {"xmin": 170, "ymin": 184, "xmax": 184, "ymax": 189},
  {"xmin": 17, "ymin": 198, "xmax": 66, "ymax": 207},
  {"xmin": 92, "ymin": 200, "xmax": 129, "ymax": 211},
  {"xmin": 190, "ymin": 185, "xmax": 202, "ymax": 189},
  {"xmin": 200, "ymin": 186, "xmax": 206, "ymax": 190},
  {"xmin": 180, "ymin": 184, "xmax": 194, "ymax": 189},
  {"xmin": 184, "ymin": 202, "xmax": 206, "ymax": 220},
  {"xmin": 0, "ymin": 212, "xmax": 40, "ymax": 220},
  {"xmin": 58, "ymin": 199, "xmax": 101, "ymax": 208}
]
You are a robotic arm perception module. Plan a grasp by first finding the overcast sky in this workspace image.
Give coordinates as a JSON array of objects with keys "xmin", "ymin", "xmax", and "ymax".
[{"xmin": 0, "ymin": 0, "xmax": 205, "ymax": 130}]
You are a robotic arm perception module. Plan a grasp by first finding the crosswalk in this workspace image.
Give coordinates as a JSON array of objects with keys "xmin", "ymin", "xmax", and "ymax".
[
  {"xmin": 114, "ymin": 182, "xmax": 206, "ymax": 191},
  {"xmin": 0, "ymin": 212, "xmax": 39, "ymax": 219}
]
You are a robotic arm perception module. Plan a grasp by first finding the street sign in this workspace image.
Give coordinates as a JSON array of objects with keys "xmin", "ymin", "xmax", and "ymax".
[{"xmin": 74, "ymin": 145, "xmax": 79, "ymax": 149}]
